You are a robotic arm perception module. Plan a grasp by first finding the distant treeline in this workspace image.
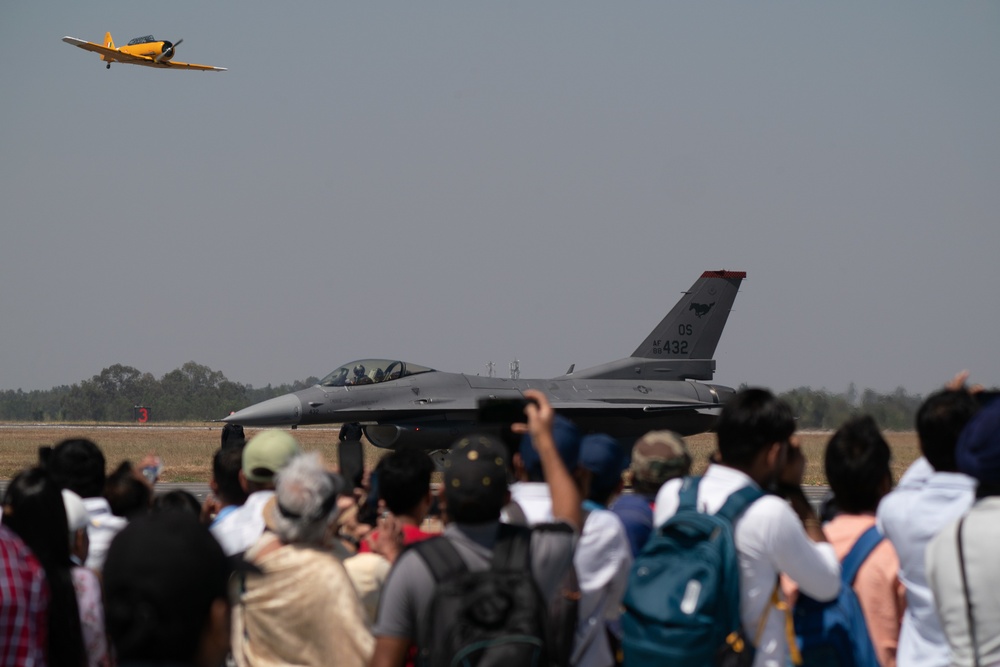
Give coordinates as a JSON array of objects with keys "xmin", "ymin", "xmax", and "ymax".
[
  {"xmin": 0, "ymin": 363, "xmax": 318, "ymax": 423},
  {"xmin": 0, "ymin": 363, "xmax": 924, "ymax": 430},
  {"xmin": 773, "ymin": 384, "xmax": 923, "ymax": 431}
]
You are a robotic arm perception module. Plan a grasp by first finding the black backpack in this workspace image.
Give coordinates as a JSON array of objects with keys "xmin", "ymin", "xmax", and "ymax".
[
  {"xmin": 503, "ymin": 501, "xmax": 580, "ymax": 667},
  {"xmin": 412, "ymin": 524, "xmax": 551, "ymax": 667}
]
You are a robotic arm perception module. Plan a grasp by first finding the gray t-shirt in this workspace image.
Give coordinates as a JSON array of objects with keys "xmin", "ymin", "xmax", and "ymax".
[{"xmin": 373, "ymin": 520, "xmax": 576, "ymax": 642}]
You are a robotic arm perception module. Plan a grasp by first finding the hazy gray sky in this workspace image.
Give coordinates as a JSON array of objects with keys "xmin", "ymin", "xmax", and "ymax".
[{"xmin": 2, "ymin": 2, "xmax": 998, "ymax": 398}]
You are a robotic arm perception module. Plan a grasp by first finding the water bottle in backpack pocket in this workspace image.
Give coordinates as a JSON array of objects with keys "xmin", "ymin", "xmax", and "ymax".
[{"xmin": 620, "ymin": 477, "xmax": 762, "ymax": 667}]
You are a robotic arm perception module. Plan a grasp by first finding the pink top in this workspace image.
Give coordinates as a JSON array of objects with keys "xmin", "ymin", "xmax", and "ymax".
[
  {"xmin": 784, "ymin": 514, "xmax": 906, "ymax": 666},
  {"xmin": 826, "ymin": 514, "xmax": 906, "ymax": 667}
]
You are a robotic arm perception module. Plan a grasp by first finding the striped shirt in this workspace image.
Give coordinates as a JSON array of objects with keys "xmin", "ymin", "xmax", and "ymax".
[{"xmin": 0, "ymin": 524, "xmax": 49, "ymax": 667}]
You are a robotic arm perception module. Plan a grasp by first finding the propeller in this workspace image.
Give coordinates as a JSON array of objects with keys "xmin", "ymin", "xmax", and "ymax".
[{"xmin": 155, "ymin": 38, "xmax": 183, "ymax": 63}]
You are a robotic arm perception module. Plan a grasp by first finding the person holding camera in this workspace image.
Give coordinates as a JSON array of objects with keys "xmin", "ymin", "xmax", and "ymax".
[
  {"xmin": 652, "ymin": 387, "xmax": 841, "ymax": 667},
  {"xmin": 507, "ymin": 417, "xmax": 633, "ymax": 667}
]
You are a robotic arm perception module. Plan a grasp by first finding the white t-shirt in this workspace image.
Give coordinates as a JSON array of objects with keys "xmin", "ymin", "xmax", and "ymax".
[
  {"xmin": 507, "ymin": 482, "xmax": 633, "ymax": 667},
  {"xmin": 213, "ymin": 490, "xmax": 273, "ymax": 556},
  {"xmin": 82, "ymin": 496, "xmax": 127, "ymax": 571}
]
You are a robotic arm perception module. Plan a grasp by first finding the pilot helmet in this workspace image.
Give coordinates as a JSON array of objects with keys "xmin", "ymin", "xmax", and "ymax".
[{"xmin": 353, "ymin": 364, "xmax": 366, "ymax": 377}]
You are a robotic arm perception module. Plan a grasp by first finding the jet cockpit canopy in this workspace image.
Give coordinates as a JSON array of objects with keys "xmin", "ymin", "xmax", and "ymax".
[{"xmin": 318, "ymin": 359, "xmax": 434, "ymax": 387}]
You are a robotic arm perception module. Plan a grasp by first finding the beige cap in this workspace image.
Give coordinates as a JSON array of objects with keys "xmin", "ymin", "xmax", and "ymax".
[{"xmin": 242, "ymin": 430, "xmax": 300, "ymax": 483}]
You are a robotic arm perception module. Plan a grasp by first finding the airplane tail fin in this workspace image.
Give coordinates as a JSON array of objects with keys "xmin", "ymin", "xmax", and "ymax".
[
  {"xmin": 632, "ymin": 270, "xmax": 745, "ymax": 362},
  {"xmin": 104, "ymin": 32, "xmax": 115, "ymax": 49}
]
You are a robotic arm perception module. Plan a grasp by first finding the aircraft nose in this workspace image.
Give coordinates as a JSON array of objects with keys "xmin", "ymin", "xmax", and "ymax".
[{"xmin": 222, "ymin": 393, "xmax": 302, "ymax": 426}]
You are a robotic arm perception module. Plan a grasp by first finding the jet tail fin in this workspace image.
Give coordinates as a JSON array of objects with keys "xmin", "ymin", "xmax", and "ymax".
[
  {"xmin": 632, "ymin": 270, "xmax": 745, "ymax": 361},
  {"xmin": 565, "ymin": 270, "xmax": 744, "ymax": 381}
]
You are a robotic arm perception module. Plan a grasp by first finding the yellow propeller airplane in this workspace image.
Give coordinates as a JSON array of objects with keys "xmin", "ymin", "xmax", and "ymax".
[{"xmin": 62, "ymin": 32, "xmax": 226, "ymax": 71}]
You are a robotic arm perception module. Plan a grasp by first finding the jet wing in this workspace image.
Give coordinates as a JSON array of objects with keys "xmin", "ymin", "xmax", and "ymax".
[
  {"xmin": 548, "ymin": 399, "xmax": 722, "ymax": 413},
  {"xmin": 304, "ymin": 396, "xmax": 721, "ymax": 416}
]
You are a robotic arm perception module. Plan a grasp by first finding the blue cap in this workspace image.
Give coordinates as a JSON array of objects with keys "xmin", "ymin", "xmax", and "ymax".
[
  {"xmin": 519, "ymin": 415, "xmax": 581, "ymax": 479},
  {"xmin": 957, "ymin": 396, "xmax": 1000, "ymax": 484},
  {"xmin": 580, "ymin": 433, "xmax": 628, "ymax": 496}
]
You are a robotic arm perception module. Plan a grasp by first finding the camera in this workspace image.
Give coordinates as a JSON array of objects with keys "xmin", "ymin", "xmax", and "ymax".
[{"xmin": 476, "ymin": 397, "xmax": 537, "ymax": 424}]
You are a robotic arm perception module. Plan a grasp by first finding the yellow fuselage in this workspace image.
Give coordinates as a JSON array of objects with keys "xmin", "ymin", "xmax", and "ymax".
[{"xmin": 103, "ymin": 42, "xmax": 173, "ymax": 62}]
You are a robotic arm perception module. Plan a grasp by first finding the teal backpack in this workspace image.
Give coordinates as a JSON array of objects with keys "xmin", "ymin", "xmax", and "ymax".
[{"xmin": 621, "ymin": 476, "xmax": 762, "ymax": 667}]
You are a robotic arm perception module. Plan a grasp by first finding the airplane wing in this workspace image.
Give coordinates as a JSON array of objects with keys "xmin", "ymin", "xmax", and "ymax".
[
  {"xmin": 300, "ymin": 396, "xmax": 722, "ymax": 416},
  {"xmin": 159, "ymin": 59, "xmax": 227, "ymax": 72},
  {"xmin": 62, "ymin": 36, "xmax": 144, "ymax": 64},
  {"xmin": 548, "ymin": 400, "xmax": 722, "ymax": 413}
]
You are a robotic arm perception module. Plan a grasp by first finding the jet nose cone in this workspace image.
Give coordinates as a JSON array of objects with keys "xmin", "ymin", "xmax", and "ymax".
[{"xmin": 223, "ymin": 393, "xmax": 302, "ymax": 426}]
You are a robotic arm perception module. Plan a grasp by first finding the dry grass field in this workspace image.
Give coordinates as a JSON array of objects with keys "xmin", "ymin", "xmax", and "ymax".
[
  {"xmin": 0, "ymin": 423, "xmax": 921, "ymax": 486},
  {"xmin": 0, "ymin": 424, "xmax": 391, "ymax": 482}
]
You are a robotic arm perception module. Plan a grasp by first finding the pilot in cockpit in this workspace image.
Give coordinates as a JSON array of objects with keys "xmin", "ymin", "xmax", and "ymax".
[{"xmin": 352, "ymin": 364, "xmax": 373, "ymax": 385}]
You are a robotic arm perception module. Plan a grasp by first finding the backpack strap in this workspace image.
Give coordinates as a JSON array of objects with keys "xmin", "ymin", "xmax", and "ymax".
[
  {"xmin": 504, "ymin": 500, "xmax": 529, "ymax": 526},
  {"xmin": 677, "ymin": 475, "xmax": 702, "ymax": 512},
  {"xmin": 714, "ymin": 484, "xmax": 764, "ymax": 524},
  {"xmin": 412, "ymin": 536, "xmax": 468, "ymax": 583},
  {"xmin": 840, "ymin": 525, "xmax": 883, "ymax": 585},
  {"xmin": 492, "ymin": 522, "xmax": 533, "ymax": 572},
  {"xmin": 956, "ymin": 516, "xmax": 981, "ymax": 667}
]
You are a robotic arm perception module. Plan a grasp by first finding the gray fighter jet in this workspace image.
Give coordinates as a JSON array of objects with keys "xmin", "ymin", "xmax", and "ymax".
[{"xmin": 223, "ymin": 270, "xmax": 746, "ymax": 449}]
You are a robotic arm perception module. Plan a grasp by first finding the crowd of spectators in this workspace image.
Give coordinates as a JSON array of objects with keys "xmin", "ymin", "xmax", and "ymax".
[{"xmin": 0, "ymin": 373, "xmax": 996, "ymax": 667}]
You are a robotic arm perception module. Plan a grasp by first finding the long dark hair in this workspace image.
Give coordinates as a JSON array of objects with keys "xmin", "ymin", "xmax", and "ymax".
[{"xmin": 3, "ymin": 467, "xmax": 86, "ymax": 667}]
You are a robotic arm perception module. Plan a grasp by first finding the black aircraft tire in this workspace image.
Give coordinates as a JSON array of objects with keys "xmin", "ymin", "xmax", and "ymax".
[{"xmin": 338, "ymin": 438, "xmax": 364, "ymax": 489}]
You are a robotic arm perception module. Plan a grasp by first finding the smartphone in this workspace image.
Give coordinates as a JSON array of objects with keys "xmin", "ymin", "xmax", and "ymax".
[{"xmin": 477, "ymin": 397, "xmax": 534, "ymax": 424}]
